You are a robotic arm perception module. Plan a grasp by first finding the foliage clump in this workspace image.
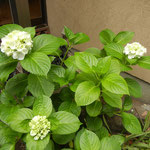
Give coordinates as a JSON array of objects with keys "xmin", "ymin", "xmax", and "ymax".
[{"xmin": 0, "ymin": 24, "xmax": 150, "ymax": 150}]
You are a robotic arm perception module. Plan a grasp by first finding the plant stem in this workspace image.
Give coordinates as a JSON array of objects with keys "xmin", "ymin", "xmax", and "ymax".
[
  {"xmin": 0, "ymin": 82, "xmax": 4, "ymax": 90},
  {"xmin": 113, "ymin": 113, "xmax": 121, "ymax": 116},
  {"xmin": 125, "ymin": 130, "xmax": 150, "ymax": 142},
  {"xmin": 103, "ymin": 115, "xmax": 112, "ymax": 134},
  {"xmin": 61, "ymin": 45, "xmax": 71, "ymax": 66}
]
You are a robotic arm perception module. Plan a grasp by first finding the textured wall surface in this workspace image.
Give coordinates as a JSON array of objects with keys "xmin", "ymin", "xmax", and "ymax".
[{"xmin": 46, "ymin": 0, "xmax": 150, "ymax": 83}]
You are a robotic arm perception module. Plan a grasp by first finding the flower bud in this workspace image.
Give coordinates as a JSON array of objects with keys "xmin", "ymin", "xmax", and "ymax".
[{"xmin": 29, "ymin": 115, "xmax": 50, "ymax": 140}]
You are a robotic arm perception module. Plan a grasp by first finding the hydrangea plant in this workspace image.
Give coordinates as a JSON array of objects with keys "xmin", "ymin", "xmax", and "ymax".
[{"xmin": 0, "ymin": 24, "xmax": 150, "ymax": 150}]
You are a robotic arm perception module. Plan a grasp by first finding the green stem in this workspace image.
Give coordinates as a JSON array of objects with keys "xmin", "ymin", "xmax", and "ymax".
[
  {"xmin": 113, "ymin": 113, "xmax": 121, "ymax": 116},
  {"xmin": 0, "ymin": 81, "xmax": 4, "ymax": 90},
  {"xmin": 58, "ymin": 55, "xmax": 63, "ymax": 62},
  {"xmin": 125, "ymin": 130, "xmax": 150, "ymax": 143},
  {"xmin": 61, "ymin": 45, "xmax": 72, "ymax": 66},
  {"xmin": 103, "ymin": 115, "xmax": 112, "ymax": 134}
]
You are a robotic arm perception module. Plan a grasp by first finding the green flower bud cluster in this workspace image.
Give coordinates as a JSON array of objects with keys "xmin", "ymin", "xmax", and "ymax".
[{"xmin": 29, "ymin": 115, "xmax": 50, "ymax": 140}]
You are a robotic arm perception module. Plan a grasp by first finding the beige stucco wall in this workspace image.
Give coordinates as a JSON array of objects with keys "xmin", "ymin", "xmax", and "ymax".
[{"xmin": 46, "ymin": 0, "xmax": 150, "ymax": 83}]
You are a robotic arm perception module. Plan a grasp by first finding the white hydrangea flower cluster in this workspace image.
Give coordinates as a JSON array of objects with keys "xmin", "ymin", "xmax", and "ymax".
[
  {"xmin": 124, "ymin": 42, "xmax": 147, "ymax": 59},
  {"xmin": 29, "ymin": 115, "xmax": 50, "ymax": 140},
  {"xmin": 0, "ymin": 30, "xmax": 33, "ymax": 60}
]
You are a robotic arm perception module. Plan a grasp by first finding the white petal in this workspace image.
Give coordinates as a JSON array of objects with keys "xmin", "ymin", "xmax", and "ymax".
[
  {"xmin": 30, "ymin": 131, "xmax": 36, "ymax": 136},
  {"xmin": 17, "ymin": 52, "xmax": 25, "ymax": 60},
  {"xmin": 34, "ymin": 136, "xmax": 39, "ymax": 140},
  {"xmin": 12, "ymin": 52, "xmax": 18, "ymax": 59}
]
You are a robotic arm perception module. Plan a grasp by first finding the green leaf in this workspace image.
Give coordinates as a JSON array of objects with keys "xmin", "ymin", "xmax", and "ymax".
[
  {"xmin": 96, "ymin": 56, "xmax": 111, "ymax": 75},
  {"xmin": 99, "ymin": 137, "xmax": 121, "ymax": 150},
  {"xmin": 49, "ymin": 56, "xmax": 55, "ymax": 62},
  {"xmin": 102, "ymin": 73, "xmax": 129, "ymax": 95},
  {"xmin": 94, "ymin": 126, "xmax": 109, "ymax": 140},
  {"xmin": 138, "ymin": 56, "xmax": 150, "ymax": 69},
  {"xmin": 0, "ymin": 122, "xmax": 21, "ymax": 145},
  {"xmin": 48, "ymin": 65, "xmax": 68, "ymax": 86},
  {"xmin": 72, "ymin": 33, "xmax": 90, "ymax": 45},
  {"xmin": 44, "ymin": 140, "xmax": 55, "ymax": 150},
  {"xmin": 111, "ymin": 135, "xmax": 125, "ymax": 146},
  {"xmin": 85, "ymin": 48, "xmax": 101, "ymax": 58},
  {"xmin": 25, "ymin": 133, "xmax": 50, "ymax": 150},
  {"xmin": 0, "ymin": 24, "xmax": 23, "ymax": 38},
  {"xmin": 5, "ymin": 73, "xmax": 28, "ymax": 97},
  {"xmin": 86, "ymin": 116, "xmax": 103, "ymax": 131},
  {"xmin": 50, "ymin": 49, "xmax": 62, "ymax": 57},
  {"xmin": 99, "ymin": 29, "xmax": 115, "ymax": 45},
  {"xmin": 50, "ymin": 111, "xmax": 81, "ymax": 135},
  {"xmin": 80, "ymin": 129, "xmax": 100, "ymax": 150},
  {"xmin": 28, "ymin": 74, "xmax": 54, "ymax": 97},
  {"xmin": 107, "ymin": 58, "xmax": 121, "ymax": 75},
  {"xmin": 23, "ymin": 27, "xmax": 36, "ymax": 38},
  {"xmin": 121, "ymin": 112, "xmax": 142, "ymax": 134},
  {"xmin": 102, "ymin": 104, "xmax": 116, "ymax": 117},
  {"xmin": 52, "ymin": 133, "xmax": 75, "ymax": 145},
  {"xmin": 64, "ymin": 56, "xmax": 77, "ymax": 70},
  {"xmin": 21, "ymin": 52, "xmax": 50, "ymax": 76},
  {"xmin": 102, "ymin": 91, "xmax": 122, "ymax": 109},
  {"xmin": 86, "ymin": 101, "xmax": 102, "ymax": 117},
  {"xmin": 32, "ymin": 34, "xmax": 60, "ymax": 55},
  {"xmin": 125, "ymin": 78, "xmax": 142, "ymax": 98},
  {"xmin": 0, "ymin": 104, "xmax": 20, "ymax": 124},
  {"xmin": 120, "ymin": 63, "xmax": 132, "ymax": 72},
  {"xmin": 65, "ymin": 68, "xmax": 76, "ymax": 81},
  {"xmin": 64, "ymin": 26, "xmax": 75, "ymax": 41},
  {"xmin": 114, "ymin": 31, "xmax": 134, "ymax": 45},
  {"xmin": 0, "ymin": 143, "xmax": 15, "ymax": 150},
  {"xmin": 59, "ymin": 87, "xmax": 74, "ymax": 101},
  {"xmin": 74, "ymin": 129, "xmax": 85, "ymax": 150},
  {"xmin": 104, "ymin": 43, "xmax": 124, "ymax": 59},
  {"xmin": 33, "ymin": 95, "xmax": 52, "ymax": 118},
  {"xmin": 23, "ymin": 96, "xmax": 35, "ymax": 107},
  {"xmin": 123, "ymin": 96, "xmax": 132, "ymax": 111},
  {"xmin": 126, "ymin": 57, "xmax": 138, "ymax": 65},
  {"xmin": 76, "ymin": 72, "xmax": 99, "ymax": 85},
  {"xmin": 75, "ymin": 52, "xmax": 98, "ymax": 73},
  {"xmin": 8, "ymin": 108, "xmax": 33, "ymax": 133},
  {"xmin": 75, "ymin": 81, "xmax": 100, "ymax": 106},
  {"xmin": 64, "ymin": 56, "xmax": 77, "ymax": 81},
  {"xmin": 0, "ymin": 52, "xmax": 17, "ymax": 82},
  {"xmin": 0, "ymin": 90, "xmax": 16, "ymax": 105},
  {"xmin": 58, "ymin": 101, "xmax": 81, "ymax": 117},
  {"xmin": 143, "ymin": 112, "xmax": 150, "ymax": 132},
  {"xmin": 70, "ymin": 79, "xmax": 83, "ymax": 92},
  {"xmin": 61, "ymin": 149, "xmax": 73, "ymax": 150},
  {"xmin": 0, "ymin": 63, "xmax": 17, "ymax": 82},
  {"xmin": 57, "ymin": 37, "xmax": 68, "ymax": 46}
]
